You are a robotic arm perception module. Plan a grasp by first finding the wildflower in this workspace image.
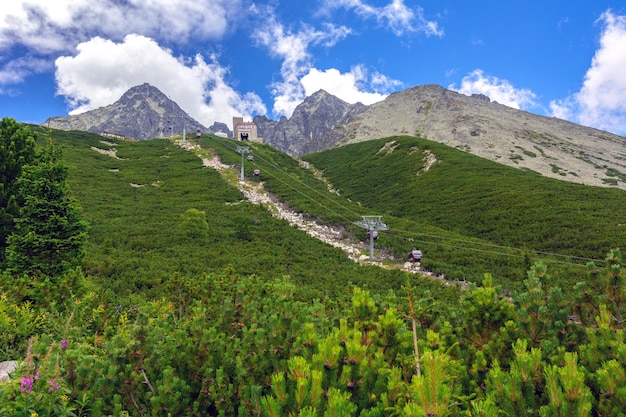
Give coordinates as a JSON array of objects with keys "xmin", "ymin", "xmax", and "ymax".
[
  {"xmin": 49, "ymin": 379, "xmax": 61, "ymax": 392},
  {"xmin": 61, "ymin": 339, "xmax": 68, "ymax": 349},
  {"xmin": 21, "ymin": 377, "xmax": 33, "ymax": 393},
  {"xmin": 31, "ymin": 412, "xmax": 38, "ymax": 417}
]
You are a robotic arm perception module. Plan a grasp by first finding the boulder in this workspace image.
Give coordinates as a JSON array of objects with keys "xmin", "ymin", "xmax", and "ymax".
[{"xmin": 0, "ymin": 360, "xmax": 19, "ymax": 383}]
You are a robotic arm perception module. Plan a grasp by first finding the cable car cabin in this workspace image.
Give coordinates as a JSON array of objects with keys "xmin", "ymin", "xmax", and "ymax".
[
  {"xmin": 253, "ymin": 169, "xmax": 260, "ymax": 176},
  {"xmin": 408, "ymin": 248, "xmax": 422, "ymax": 263},
  {"xmin": 196, "ymin": 128, "xmax": 201, "ymax": 138},
  {"xmin": 247, "ymin": 154, "xmax": 254, "ymax": 161}
]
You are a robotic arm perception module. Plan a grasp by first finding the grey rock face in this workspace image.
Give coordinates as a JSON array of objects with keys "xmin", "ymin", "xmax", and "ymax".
[
  {"xmin": 44, "ymin": 83, "xmax": 207, "ymax": 140},
  {"xmin": 0, "ymin": 360, "xmax": 18, "ymax": 383},
  {"xmin": 254, "ymin": 90, "xmax": 366, "ymax": 157},
  {"xmin": 335, "ymin": 84, "xmax": 626, "ymax": 190},
  {"xmin": 207, "ymin": 122, "xmax": 232, "ymax": 137}
]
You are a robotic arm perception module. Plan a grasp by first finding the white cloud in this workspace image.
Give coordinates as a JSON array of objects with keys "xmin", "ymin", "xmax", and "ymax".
[
  {"xmin": 301, "ymin": 66, "xmax": 400, "ymax": 105},
  {"xmin": 450, "ymin": 69, "xmax": 537, "ymax": 109},
  {"xmin": 0, "ymin": 0, "xmax": 240, "ymax": 54},
  {"xmin": 55, "ymin": 34, "xmax": 265, "ymax": 128},
  {"xmin": 550, "ymin": 10, "xmax": 626, "ymax": 136},
  {"xmin": 252, "ymin": 5, "xmax": 353, "ymax": 116},
  {"xmin": 321, "ymin": 0, "xmax": 443, "ymax": 37},
  {"xmin": 0, "ymin": 56, "xmax": 51, "ymax": 86},
  {"xmin": 252, "ymin": 5, "xmax": 400, "ymax": 117},
  {"xmin": 0, "ymin": 0, "xmax": 242, "ymax": 91}
]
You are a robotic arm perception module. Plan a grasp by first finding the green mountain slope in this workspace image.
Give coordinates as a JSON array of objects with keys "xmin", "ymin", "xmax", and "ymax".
[
  {"xmin": 37, "ymin": 128, "xmax": 458, "ymax": 304},
  {"xmin": 304, "ymin": 136, "xmax": 626, "ymax": 286},
  {"xmin": 31, "ymin": 128, "xmax": 626, "ymax": 300},
  {"xmin": 5, "ymin": 126, "xmax": 626, "ymax": 416}
]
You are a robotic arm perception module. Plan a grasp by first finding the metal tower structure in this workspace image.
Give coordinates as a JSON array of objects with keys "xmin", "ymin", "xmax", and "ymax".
[
  {"xmin": 355, "ymin": 215, "xmax": 389, "ymax": 262},
  {"xmin": 237, "ymin": 146, "xmax": 251, "ymax": 182}
]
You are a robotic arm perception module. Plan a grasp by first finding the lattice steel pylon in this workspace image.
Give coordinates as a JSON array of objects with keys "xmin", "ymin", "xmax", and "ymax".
[
  {"xmin": 355, "ymin": 215, "xmax": 389, "ymax": 262},
  {"xmin": 236, "ymin": 146, "xmax": 251, "ymax": 182}
]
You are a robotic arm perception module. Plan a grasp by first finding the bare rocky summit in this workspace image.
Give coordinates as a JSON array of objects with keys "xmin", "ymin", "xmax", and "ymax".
[
  {"xmin": 254, "ymin": 90, "xmax": 366, "ymax": 157},
  {"xmin": 334, "ymin": 84, "xmax": 626, "ymax": 190},
  {"xmin": 42, "ymin": 82, "xmax": 626, "ymax": 190},
  {"xmin": 44, "ymin": 83, "xmax": 209, "ymax": 140}
]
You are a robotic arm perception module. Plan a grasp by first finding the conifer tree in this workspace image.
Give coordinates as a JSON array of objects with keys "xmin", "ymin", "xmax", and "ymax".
[
  {"xmin": 5, "ymin": 137, "xmax": 88, "ymax": 279},
  {"xmin": 0, "ymin": 117, "xmax": 36, "ymax": 267},
  {"xmin": 514, "ymin": 262, "xmax": 571, "ymax": 356}
]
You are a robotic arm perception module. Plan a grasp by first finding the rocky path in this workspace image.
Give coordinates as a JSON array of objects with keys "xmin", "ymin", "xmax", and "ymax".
[{"xmin": 175, "ymin": 139, "xmax": 466, "ymax": 290}]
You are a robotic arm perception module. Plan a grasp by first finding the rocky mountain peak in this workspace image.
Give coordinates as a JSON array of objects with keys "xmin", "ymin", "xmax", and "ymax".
[
  {"xmin": 336, "ymin": 83, "xmax": 626, "ymax": 189},
  {"xmin": 44, "ymin": 83, "xmax": 207, "ymax": 140},
  {"xmin": 254, "ymin": 90, "xmax": 366, "ymax": 157}
]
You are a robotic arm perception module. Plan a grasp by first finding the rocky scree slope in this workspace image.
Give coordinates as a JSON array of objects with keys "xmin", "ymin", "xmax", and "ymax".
[
  {"xmin": 43, "ymin": 83, "xmax": 231, "ymax": 140},
  {"xmin": 254, "ymin": 89, "xmax": 367, "ymax": 157},
  {"xmin": 335, "ymin": 84, "xmax": 626, "ymax": 190}
]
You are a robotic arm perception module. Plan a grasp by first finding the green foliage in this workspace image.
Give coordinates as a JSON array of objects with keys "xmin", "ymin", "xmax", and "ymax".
[
  {"xmin": 5, "ymin": 126, "xmax": 626, "ymax": 416},
  {"xmin": 514, "ymin": 262, "xmax": 573, "ymax": 356},
  {"xmin": 0, "ymin": 292, "xmax": 47, "ymax": 361},
  {"xmin": 454, "ymin": 274, "xmax": 516, "ymax": 392},
  {"xmin": 304, "ymin": 135, "xmax": 626, "ymax": 290},
  {"xmin": 0, "ymin": 117, "xmax": 37, "ymax": 267},
  {"xmin": 486, "ymin": 339, "xmax": 545, "ymax": 416},
  {"xmin": 0, "ymin": 337, "xmax": 80, "ymax": 417},
  {"xmin": 5, "ymin": 137, "xmax": 88, "ymax": 279},
  {"xmin": 404, "ymin": 350, "xmax": 459, "ymax": 417},
  {"xmin": 178, "ymin": 208, "xmax": 209, "ymax": 239},
  {"xmin": 539, "ymin": 353, "xmax": 592, "ymax": 417}
]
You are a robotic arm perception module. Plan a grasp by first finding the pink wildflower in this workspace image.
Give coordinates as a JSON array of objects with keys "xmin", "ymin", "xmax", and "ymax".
[
  {"xmin": 61, "ymin": 339, "xmax": 68, "ymax": 349},
  {"xmin": 21, "ymin": 377, "xmax": 33, "ymax": 393},
  {"xmin": 49, "ymin": 379, "xmax": 60, "ymax": 392}
]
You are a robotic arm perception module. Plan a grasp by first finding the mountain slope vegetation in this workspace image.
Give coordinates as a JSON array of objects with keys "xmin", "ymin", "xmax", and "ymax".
[
  {"xmin": 3, "ymin": 123, "xmax": 626, "ymax": 416},
  {"xmin": 44, "ymin": 128, "xmax": 457, "ymax": 304},
  {"xmin": 304, "ymin": 136, "xmax": 626, "ymax": 285}
]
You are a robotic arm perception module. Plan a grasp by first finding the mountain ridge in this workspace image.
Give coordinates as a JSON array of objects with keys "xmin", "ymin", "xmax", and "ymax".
[
  {"xmin": 43, "ymin": 83, "xmax": 229, "ymax": 140},
  {"xmin": 334, "ymin": 84, "xmax": 626, "ymax": 189},
  {"xmin": 41, "ymin": 82, "xmax": 626, "ymax": 190}
]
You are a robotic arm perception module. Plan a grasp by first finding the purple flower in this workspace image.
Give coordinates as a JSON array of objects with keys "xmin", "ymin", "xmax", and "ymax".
[
  {"xmin": 21, "ymin": 377, "xmax": 33, "ymax": 393},
  {"xmin": 61, "ymin": 339, "xmax": 68, "ymax": 349},
  {"xmin": 49, "ymin": 379, "xmax": 60, "ymax": 392}
]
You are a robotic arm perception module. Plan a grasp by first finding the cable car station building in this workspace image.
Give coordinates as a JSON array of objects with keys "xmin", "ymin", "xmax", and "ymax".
[{"xmin": 233, "ymin": 117, "xmax": 260, "ymax": 142}]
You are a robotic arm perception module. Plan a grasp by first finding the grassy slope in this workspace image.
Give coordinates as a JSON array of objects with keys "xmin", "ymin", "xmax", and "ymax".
[
  {"xmin": 32, "ymin": 127, "xmax": 626, "ymax": 302},
  {"xmin": 37, "ymin": 128, "xmax": 458, "ymax": 305},
  {"xmin": 303, "ymin": 136, "xmax": 626, "ymax": 291}
]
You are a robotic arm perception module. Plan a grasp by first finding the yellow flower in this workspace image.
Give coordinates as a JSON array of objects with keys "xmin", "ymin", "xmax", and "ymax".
[{"xmin": 31, "ymin": 413, "xmax": 39, "ymax": 417}]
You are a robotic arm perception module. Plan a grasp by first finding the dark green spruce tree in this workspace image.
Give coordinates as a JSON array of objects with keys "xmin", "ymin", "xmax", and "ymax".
[
  {"xmin": 5, "ymin": 134, "xmax": 88, "ymax": 279},
  {"xmin": 0, "ymin": 117, "xmax": 36, "ymax": 267}
]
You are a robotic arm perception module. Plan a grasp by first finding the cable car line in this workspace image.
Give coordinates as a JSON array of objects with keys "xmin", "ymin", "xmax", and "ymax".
[
  {"xmin": 379, "ymin": 228, "xmax": 606, "ymax": 265},
  {"xmin": 201, "ymin": 135, "xmax": 609, "ymax": 268},
  {"xmin": 376, "ymin": 230, "xmax": 604, "ymax": 267}
]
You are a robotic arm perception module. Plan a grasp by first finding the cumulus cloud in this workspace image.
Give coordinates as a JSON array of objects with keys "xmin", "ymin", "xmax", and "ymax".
[
  {"xmin": 0, "ymin": 0, "xmax": 241, "ymax": 89},
  {"xmin": 55, "ymin": 34, "xmax": 265, "ymax": 128},
  {"xmin": 252, "ymin": 5, "xmax": 398, "ymax": 117},
  {"xmin": 450, "ymin": 69, "xmax": 537, "ymax": 109},
  {"xmin": 0, "ymin": 0, "xmax": 239, "ymax": 53},
  {"xmin": 252, "ymin": 5, "xmax": 353, "ymax": 116},
  {"xmin": 321, "ymin": 0, "xmax": 443, "ymax": 37},
  {"xmin": 301, "ymin": 66, "xmax": 400, "ymax": 105},
  {"xmin": 550, "ymin": 10, "xmax": 626, "ymax": 135}
]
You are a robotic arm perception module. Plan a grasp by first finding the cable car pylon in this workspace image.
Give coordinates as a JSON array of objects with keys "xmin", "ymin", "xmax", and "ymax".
[
  {"xmin": 355, "ymin": 215, "xmax": 389, "ymax": 262},
  {"xmin": 236, "ymin": 146, "xmax": 251, "ymax": 182}
]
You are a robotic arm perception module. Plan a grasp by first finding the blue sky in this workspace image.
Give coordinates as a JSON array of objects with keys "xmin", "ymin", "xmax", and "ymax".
[{"xmin": 1, "ymin": 1, "xmax": 625, "ymax": 135}]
